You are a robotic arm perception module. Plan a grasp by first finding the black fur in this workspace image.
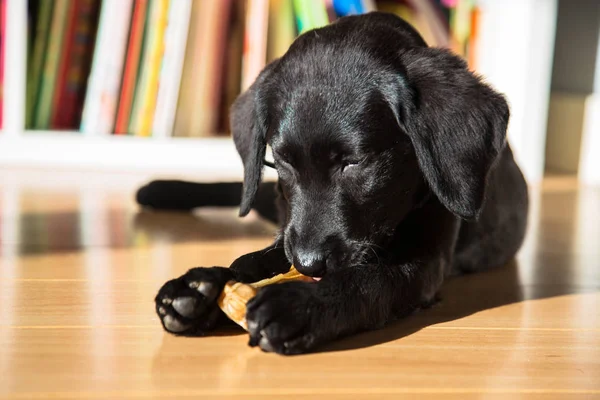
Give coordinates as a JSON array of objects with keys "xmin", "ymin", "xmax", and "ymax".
[{"xmin": 148, "ymin": 13, "xmax": 528, "ymax": 355}]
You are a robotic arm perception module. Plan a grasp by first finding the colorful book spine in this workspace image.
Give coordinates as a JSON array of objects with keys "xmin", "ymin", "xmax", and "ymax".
[
  {"xmin": 0, "ymin": 0, "xmax": 5, "ymax": 129},
  {"xmin": 467, "ymin": 6, "xmax": 479, "ymax": 69},
  {"xmin": 80, "ymin": 0, "xmax": 133, "ymax": 135},
  {"xmin": 361, "ymin": 0, "xmax": 376, "ymax": 12},
  {"xmin": 293, "ymin": 0, "xmax": 313, "ymax": 33},
  {"xmin": 293, "ymin": 0, "xmax": 329, "ymax": 34},
  {"xmin": 307, "ymin": 0, "xmax": 330, "ymax": 28},
  {"xmin": 332, "ymin": 0, "xmax": 364, "ymax": 17},
  {"xmin": 56, "ymin": 0, "xmax": 100, "ymax": 129},
  {"xmin": 128, "ymin": 0, "xmax": 163, "ymax": 136},
  {"xmin": 50, "ymin": 0, "xmax": 78, "ymax": 129},
  {"xmin": 449, "ymin": 0, "xmax": 473, "ymax": 53},
  {"xmin": 49, "ymin": 0, "xmax": 79, "ymax": 129},
  {"xmin": 241, "ymin": 0, "xmax": 269, "ymax": 91},
  {"xmin": 267, "ymin": 0, "xmax": 296, "ymax": 62},
  {"xmin": 405, "ymin": 0, "xmax": 450, "ymax": 47},
  {"xmin": 324, "ymin": 0, "xmax": 337, "ymax": 22},
  {"xmin": 174, "ymin": 0, "xmax": 232, "ymax": 137},
  {"xmin": 33, "ymin": 0, "xmax": 70, "ymax": 129},
  {"xmin": 173, "ymin": 0, "xmax": 200, "ymax": 137},
  {"xmin": 221, "ymin": 0, "xmax": 246, "ymax": 132},
  {"xmin": 127, "ymin": 0, "xmax": 156, "ymax": 135},
  {"xmin": 196, "ymin": 0, "xmax": 232, "ymax": 136},
  {"xmin": 26, "ymin": 0, "xmax": 54, "ymax": 129},
  {"xmin": 134, "ymin": 0, "xmax": 170, "ymax": 137},
  {"xmin": 114, "ymin": 0, "xmax": 148, "ymax": 135},
  {"xmin": 51, "ymin": 0, "xmax": 99, "ymax": 130},
  {"xmin": 152, "ymin": 0, "xmax": 192, "ymax": 139}
]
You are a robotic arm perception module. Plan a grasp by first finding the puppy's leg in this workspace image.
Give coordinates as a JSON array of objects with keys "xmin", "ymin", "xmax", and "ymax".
[
  {"xmin": 136, "ymin": 181, "xmax": 280, "ymax": 223},
  {"xmin": 155, "ymin": 242, "xmax": 291, "ymax": 335}
]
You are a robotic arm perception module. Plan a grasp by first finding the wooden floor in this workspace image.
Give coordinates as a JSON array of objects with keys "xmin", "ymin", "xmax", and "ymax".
[{"xmin": 0, "ymin": 171, "xmax": 599, "ymax": 399}]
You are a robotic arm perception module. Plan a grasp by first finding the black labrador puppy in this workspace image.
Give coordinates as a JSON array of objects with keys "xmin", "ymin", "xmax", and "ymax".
[{"xmin": 149, "ymin": 12, "xmax": 529, "ymax": 355}]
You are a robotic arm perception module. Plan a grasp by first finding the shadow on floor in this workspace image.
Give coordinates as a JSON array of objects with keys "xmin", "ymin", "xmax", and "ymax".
[{"xmin": 319, "ymin": 259, "xmax": 595, "ymax": 353}]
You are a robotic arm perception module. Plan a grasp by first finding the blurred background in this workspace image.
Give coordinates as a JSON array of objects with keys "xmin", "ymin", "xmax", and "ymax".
[{"xmin": 0, "ymin": 0, "xmax": 598, "ymax": 185}]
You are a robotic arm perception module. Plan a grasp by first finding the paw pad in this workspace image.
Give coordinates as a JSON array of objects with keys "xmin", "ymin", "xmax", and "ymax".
[
  {"xmin": 197, "ymin": 281, "xmax": 218, "ymax": 300},
  {"xmin": 163, "ymin": 315, "xmax": 191, "ymax": 333},
  {"xmin": 172, "ymin": 297, "xmax": 203, "ymax": 318}
]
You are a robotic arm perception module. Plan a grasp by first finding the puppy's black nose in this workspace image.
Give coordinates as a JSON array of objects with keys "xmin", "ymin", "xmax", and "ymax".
[{"xmin": 293, "ymin": 249, "xmax": 327, "ymax": 278}]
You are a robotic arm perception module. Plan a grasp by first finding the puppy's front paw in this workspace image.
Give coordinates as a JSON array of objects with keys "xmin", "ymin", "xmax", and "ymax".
[
  {"xmin": 245, "ymin": 282, "xmax": 324, "ymax": 355},
  {"xmin": 155, "ymin": 267, "xmax": 233, "ymax": 335}
]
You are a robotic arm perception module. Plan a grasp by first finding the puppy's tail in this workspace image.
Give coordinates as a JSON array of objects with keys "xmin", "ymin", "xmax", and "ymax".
[{"xmin": 135, "ymin": 180, "xmax": 279, "ymax": 223}]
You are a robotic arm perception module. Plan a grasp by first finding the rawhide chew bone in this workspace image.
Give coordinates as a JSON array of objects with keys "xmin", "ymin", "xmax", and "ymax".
[{"xmin": 217, "ymin": 266, "xmax": 313, "ymax": 330}]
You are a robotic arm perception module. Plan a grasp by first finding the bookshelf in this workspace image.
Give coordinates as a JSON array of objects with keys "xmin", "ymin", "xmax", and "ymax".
[
  {"xmin": 1, "ymin": 0, "xmax": 558, "ymax": 183},
  {"xmin": 0, "ymin": 0, "xmax": 248, "ymax": 179}
]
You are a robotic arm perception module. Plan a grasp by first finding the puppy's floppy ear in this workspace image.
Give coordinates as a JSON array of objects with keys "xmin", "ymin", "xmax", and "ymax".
[
  {"xmin": 398, "ymin": 48, "xmax": 509, "ymax": 220},
  {"xmin": 230, "ymin": 61, "xmax": 278, "ymax": 217}
]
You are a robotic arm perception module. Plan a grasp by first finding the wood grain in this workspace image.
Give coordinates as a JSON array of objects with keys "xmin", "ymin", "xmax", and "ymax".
[{"xmin": 0, "ymin": 173, "xmax": 599, "ymax": 399}]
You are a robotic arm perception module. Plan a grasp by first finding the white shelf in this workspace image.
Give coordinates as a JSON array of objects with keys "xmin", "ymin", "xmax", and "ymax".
[
  {"xmin": 0, "ymin": 131, "xmax": 278, "ymax": 180},
  {"xmin": 0, "ymin": 132, "xmax": 261, "ymax": 179}
]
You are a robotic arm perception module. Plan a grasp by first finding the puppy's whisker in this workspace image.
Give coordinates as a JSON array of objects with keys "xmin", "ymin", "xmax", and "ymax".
[{"xmin": 367, "ymin": 244, "xmax": 382, "ymax": 267}]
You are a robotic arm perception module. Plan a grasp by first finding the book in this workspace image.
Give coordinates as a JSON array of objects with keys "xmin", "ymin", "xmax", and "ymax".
[
  {"xmin": 80, "ymin": 0, "xmax": 133, "ymax": 135},
  {"xmin": 135, "ymin": 0, "xmax": 170, "ymax": 137},
  {"xmin": 52, "ymin": 0, "xmax": 100, "ymax": 130},
  {"xmin": 267, "ymin": 0, "xmax": 296, "ymax": 62},
  {"xmin": 361, "ymin": 0, "xmax": 376, "ymax": 12},
  {"xmin": 174, "ymin": 0, "xmax": 232, "ymax": 137},
  {"xmin": 293, "ymin": 0, "xmax": 329, "ymax": 33},
  {"xmin": 50, "ymin": 0, "xmax": 78, "ymax": 130},
  {"xmin": 152, "ymin": 0, "xmax": 192, "ymax": 139},
  {"xmin": 405, "ymin": 0, "xmax": 450, "ymax": 47},
  {"xmin": 26, "ymin": 0, "xmax": 38, "ymax": 62},
  {"xmin": 467, "ymin": 6, "xmax": 479, "ymax": 69},
  {"xmin": 220, "ymin": 0, "xmax": 246, "ymax": 133},
  {"xmin": 114, "ymin": 0, "xmax": 149, "ymax": 135},
  {"xmin": 241, "ymin": 0, "xmax": 269, "ymax": 92},
  {"xmin": 26, "ymin": 0, "xmax": 54, "ymax": 129},
  {"xmin": 332, "ymin": 0, "xmax": 364, "ymax": 16},
  {"xmin": 129, "ymin": 0, "xmax": 170, "ymax": 137},
  {"xmin": 0, "ymin": 0, "xmax": 5, "ymax": 129},
  {"xmin": 324, "ymin": 0, "xmax": 338, "ymax": 22},
  {"xmin": 293, "ymin": 0, "xmax": 315, "ymax": 33},
  {"xmin": 307, "ymin": 0, "xmax": 330, "ymax": 28},
  {"xmin": 33, "ymin": 0, "xmax": 70, "ymax": 129},
  {"xmin": 449, "ymin": 0, "xmax": 472, "ymax": 53}
]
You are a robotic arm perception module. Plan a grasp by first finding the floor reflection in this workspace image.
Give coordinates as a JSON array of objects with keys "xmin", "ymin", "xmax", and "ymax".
[{"xmin": 0, "ymin": 186, "xmax": 277, "ymax": 257}]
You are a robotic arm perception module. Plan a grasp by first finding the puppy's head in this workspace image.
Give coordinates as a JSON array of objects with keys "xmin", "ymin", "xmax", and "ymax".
[{"xmin": 231, "ymin": 13, "xmax": 509, "ymax": 278}]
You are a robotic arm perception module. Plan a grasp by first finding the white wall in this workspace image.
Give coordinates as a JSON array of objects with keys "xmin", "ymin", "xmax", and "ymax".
[
  {"xmin": 545, "ymin": 0, "xmax": 600, "ymax": 185},
  {"xmin": 476, "ymin": 0, "xmax": 558, "ymax": 184}
]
